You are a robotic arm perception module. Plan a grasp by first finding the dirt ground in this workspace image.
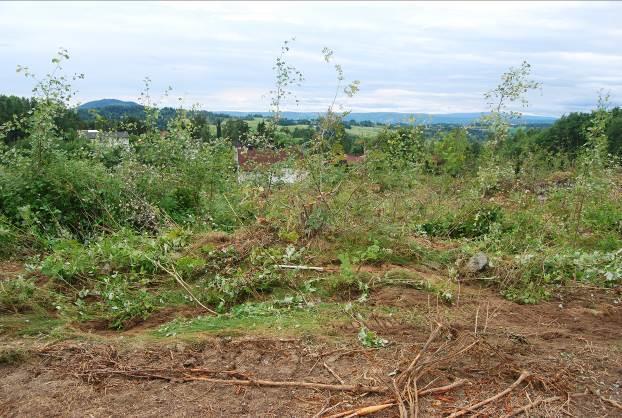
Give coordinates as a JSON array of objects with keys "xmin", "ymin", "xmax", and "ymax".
[{"xmin": 1, "ymin": 281, "xmax": 621, "ymax": 417}]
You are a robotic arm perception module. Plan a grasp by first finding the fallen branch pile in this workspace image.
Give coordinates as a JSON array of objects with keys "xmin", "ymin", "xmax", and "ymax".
[
  {"xmin": 39, "ymin": 322, "xmax": 615, "ymax": 417},
  {"xmin": 78, "ymin": 366, "xmax": 387, "ymax": 393},
  {"xmin": 325, "ymin": 324, "xmax": 544, "ymax": 418}
]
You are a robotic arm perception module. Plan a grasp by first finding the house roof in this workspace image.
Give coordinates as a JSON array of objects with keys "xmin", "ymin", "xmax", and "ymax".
[
  {"xmin": 344, "ymin": 154, "xmax": 365, "ymax": 164},
  {"xmin": 236, "ymin": 147, "xmax": 292, "ymax": 171}
]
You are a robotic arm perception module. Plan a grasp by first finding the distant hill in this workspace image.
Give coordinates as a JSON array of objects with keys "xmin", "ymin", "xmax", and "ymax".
[
  {"xmin": 77, "ymin": 99, "xmax": 557, "ymax": 126},
  {"xmin": 79, "ymin": 99, "xmax": 141, "ymax": 110},
  {"xmin": 219, "ymin": 111, "xmax": 557, "ymax": 125},
  {"xmin": 76, "ymin": 99, "xmax": 231, "ymax": 129}
]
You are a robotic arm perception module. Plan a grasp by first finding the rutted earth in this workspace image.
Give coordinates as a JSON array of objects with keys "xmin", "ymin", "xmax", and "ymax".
[{"xmin": 1, "ymin": 279, "xmax": 621, "ymax": 417}]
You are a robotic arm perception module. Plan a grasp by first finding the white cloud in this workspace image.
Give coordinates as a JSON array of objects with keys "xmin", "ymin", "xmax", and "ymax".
[{"xmin": 0, "ymin": 1, "xmax": 621, "ymax": 115}]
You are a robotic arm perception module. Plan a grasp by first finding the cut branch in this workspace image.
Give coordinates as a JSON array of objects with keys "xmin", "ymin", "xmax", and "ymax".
[
  {"xmin": 151, "ymin": 259, "xmax": 218, "ymax": 315},
  {"xmin": 323, "ymin": 362, "xmax": 345, "ymax": 385},
  {"xmin": 418, "ymin": 379, "xmax": 468, "ymax": 396},
  {"xmin": 447, "ymin": 371, "xmax": 531, "ymax": 417},
  {"xmin": 325, "ymin": 403, "xmax": 396, "ymax": 418},
  {"xmin": 326, "ymin": 379, "xmax": 467, "ymax": 418},
  {"xmin": 503, "ymin": 396, "xmax": 561, "ymax": 417},
  {"xmin": 182, "ymin": 376, "xmax": 388, "ymax": 394},
  {"xmin": 277, "ymin": 264, "xmax": 327, "ymax": 271}
]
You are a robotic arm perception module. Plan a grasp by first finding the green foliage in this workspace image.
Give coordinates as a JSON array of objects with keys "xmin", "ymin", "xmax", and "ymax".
[
  {"xmin": 0, "ymin": 347, "xmax": 28, "ymax": 365},
  {"xmin": 374, "ymin": 125, "xmax": 425, "ymax": 168},
  {"xmin": 357, "ymin": 326, "xmax": 388, "ymax": 348},
  {"xmin": 97, "ymin": 275, "xmax": 156, "ymax": 329},
  {"xmin": 550, "ymin": 250, "xmax": 622, "ymax": 286},
  {"xmin": 0, "ymin": 156, "xmax": 127, "ymax": 238},
  {"xmin": 502, "ymin": 282, "xmax": 550, "ymax": 305},
  {"xmin": 501, "ymin": 248, "xmax": 622, "ymax": 304},
  {"xmin": 431, "ymin": 128, "xmax": 471, "ymax": 176},
  {"xmin": 0, "ymin": 277, "xmax": 37, "ymax": 313},
  {"xmin": 40, "ymin": 228, "xmax": 189, "ymax": 282},
  {"xmin": 353, "ymin": 240, "xmax": 393, "ymax": 265},
  {"xmin": 378, "ymin": 269, "xmax": 455, "ymax": 304},
  {"xmin": 222, "ymin": 119, "xmax": 249, "ymax": 146},
  {"xmin": 418, "ymin": 204, "xmax": 503, "ymax": 239},
  {"xmin": 482, "ymin": 60, "xmax": 541, "ymax": 148},
  {"xmin": 534, "ymin": 106, "xmax": 622, "ymax": 159}
]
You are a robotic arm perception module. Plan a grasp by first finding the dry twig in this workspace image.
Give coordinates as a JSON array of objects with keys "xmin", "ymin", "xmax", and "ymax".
[
  {"xmin": 502, "ymin": 396, "xmax": 562, "ymax": 417},
  {"xmin": 325, "ymin": 380, "xmax": 468, "ymax": 418},
  {"xmin": 447, "ymin": 370, "xmax": 531, "ymax": 417},
  {"xmin": 326, "ymin": 403, "xmax": 396, "ymax": 418},
  {"xmin": 183, "ymin": 376, "xmax": 388, "ymax": 393},
  {"xmin": 277, "ymin": 264, "xmax": 328, "ymax": 271},
  {"xmin": 600, "ymin": 396, "xmax": 622, "ymax": 411},
  {"xmin": 151, "ymin": 259, "xmax": 218, "ymax": 315},
  {"xmin": 323, "ymin": 362, "xmax": 345, "ymax": 385}
]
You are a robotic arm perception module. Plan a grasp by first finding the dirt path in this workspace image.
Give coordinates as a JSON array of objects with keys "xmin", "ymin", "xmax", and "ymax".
[{"xmin": 1, "ymin": 283, "xmax": 621, "ymax": 417}]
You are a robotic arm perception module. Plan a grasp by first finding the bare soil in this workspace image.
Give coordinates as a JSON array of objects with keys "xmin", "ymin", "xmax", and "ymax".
[
  {"xmin": 1, "ymin": 280, "xmax": 621, "ymax": 417},
  {"xmin": 0, "ymin": 262, "xmax": 24, "ymax": 281}
]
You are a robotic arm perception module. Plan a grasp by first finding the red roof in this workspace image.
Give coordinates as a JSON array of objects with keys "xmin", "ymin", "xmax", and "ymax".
[
  {"xmin": 344, "ymin": 154, "xmax": 365, "ymax": 164},
  {"xmin": 236, "ymin": 147, "xmax": 292, "ymax": 170}
]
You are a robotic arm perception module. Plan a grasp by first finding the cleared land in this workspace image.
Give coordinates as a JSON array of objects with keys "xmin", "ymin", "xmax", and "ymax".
[{"xmin": 1, "ymin": 238, "xmax": 621, "ymax": 417}]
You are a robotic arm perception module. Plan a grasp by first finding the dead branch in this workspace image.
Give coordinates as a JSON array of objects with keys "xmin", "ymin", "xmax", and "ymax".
[
  {"xmin": 325, "ymin": 402, "xmax": 396, "ymax": 418},
  {"xmin": 277, "ymin": 264, "xmax": 327, "ymax": 271},
  {"xmin": 392, "ymin": 379, "xmax": 407, "ymax": 418},
  {"xmin": 80, "ymin": 368, "xmax": 175, "ymax": 382},
  {"xmin": 323, "ymin": 362, "xmax": 345, "ymax": 385},
  {"xmin": 151, "ymin": 259, "xmax": 218, "ymax": 315},
  {"xmin": 503, "ymin": 396, "xmax": 562, "ymax": 417},
  {"xmin": 447, "ymin": 370, "xmax": 531, "ymax": 417},
  {"xmin": 417, "ymin": 379, "xmax": 468, "ymax": 396},
  {"xmin": 600, "ymin": 396, "xmax": 622, "ymax": 411},
  {"xmin": 396, "ymin": 323, "xmax": 442, "ymax": 386},
  {"xmin": 82, "ymin": 367, "xmax": 386, "ymax": 393},
  {"xmin": 182, "ymin": 376, "xmax": 388, "ymax": 393},
  {"xmin": 412, "ymin": 377, "xmax": 419, "ymax": 418},
  {"xmin": 326, "ymin": 379, "xmax": 468, "ymax": 418},
  {"xmin": 412, "ymin": 339, "xmax": 478, "ymax": 381},
  {"xmin": 313, "ymin": 401, "xmax": 347, "ymax": 418}
]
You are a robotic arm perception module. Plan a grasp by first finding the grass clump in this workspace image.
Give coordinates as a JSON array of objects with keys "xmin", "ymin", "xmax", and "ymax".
[{"xmin": 0, "ymin": 347, "xmax": 28, "ymax": 366}]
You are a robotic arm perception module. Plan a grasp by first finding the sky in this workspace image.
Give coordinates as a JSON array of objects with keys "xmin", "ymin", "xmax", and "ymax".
[{"xmin": 1, "ymin": 1, "xmax": 621, "ymax": 116}]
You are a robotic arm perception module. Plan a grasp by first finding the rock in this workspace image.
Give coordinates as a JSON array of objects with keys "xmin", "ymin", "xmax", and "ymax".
[
  {"xmin": 465, "ymin": 253, "xmax": 489, "ymax": 273},
  {"xmin": 183, "ymin": 357, "xmax": 197, "ymax": 367}
]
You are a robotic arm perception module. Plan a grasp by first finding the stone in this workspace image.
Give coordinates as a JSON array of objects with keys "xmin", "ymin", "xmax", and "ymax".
[
  {"xmin": 183, "ymin": 357, "xmax": 197, "ymax": 367},
  {"xmin": 465, "ymin": 252, "xmax": 489, "ymax": 273}
]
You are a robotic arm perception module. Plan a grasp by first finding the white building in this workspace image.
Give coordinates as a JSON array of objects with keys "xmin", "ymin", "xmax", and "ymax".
[{"xmin": 78, "ymin": 130, "xmax": 130, "ymax": 147}]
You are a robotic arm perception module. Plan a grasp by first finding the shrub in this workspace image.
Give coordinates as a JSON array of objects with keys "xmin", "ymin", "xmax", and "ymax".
[
  {"xmin": 417, "ymin": 204, "xmax": 503, "ymax": 239},
  {"xmin": 0, "ymin": 277, "xmax": 36, "ymax": 313}
]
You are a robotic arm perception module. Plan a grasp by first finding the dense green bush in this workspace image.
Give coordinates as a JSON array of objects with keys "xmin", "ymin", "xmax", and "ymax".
[
  {"xmin": 417, "ymin": 204, "xmax": 503, "ymax": 239},
  {"xmin": 0, "ymin": 155, "xmax": 126, "ymax": 239}
]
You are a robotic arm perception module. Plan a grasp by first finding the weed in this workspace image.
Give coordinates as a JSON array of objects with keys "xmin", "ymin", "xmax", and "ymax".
[
  {"xmin": 0, "ymin": 347, "xmax": 28, "ymax": 366},
  {"xmin": 357, "ymin": 326, "xmax": 388, "ymax": 348},
  {"xmin": 417, "ymin": 204, "xmax": 503, "ymax": 239}
]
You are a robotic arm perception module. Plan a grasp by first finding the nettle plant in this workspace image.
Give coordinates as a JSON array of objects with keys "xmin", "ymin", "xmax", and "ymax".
[{"xmin": 476, "ymin": 61, "xmax": 540, "ymax": 196}]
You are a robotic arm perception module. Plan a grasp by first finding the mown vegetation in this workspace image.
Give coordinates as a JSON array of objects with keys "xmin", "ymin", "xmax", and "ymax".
[{"xmin": 1, "ymin": 45, "xmax": 620, "ymax": 337}]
